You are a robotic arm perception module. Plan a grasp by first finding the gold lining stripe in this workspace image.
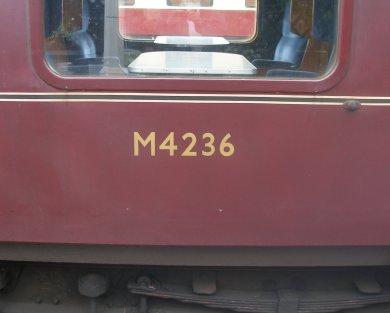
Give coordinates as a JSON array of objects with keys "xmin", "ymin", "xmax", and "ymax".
[
  {"xmin": 0, "ymin": 93, "xmax": 388, "ymax": 106},
  {"xmin": 0, "ymin": 99, "xmax": 389, "ymax": 106},
  {"xmin": 0, "ymin": 92, "xmax": 388, "ymax": 100}
]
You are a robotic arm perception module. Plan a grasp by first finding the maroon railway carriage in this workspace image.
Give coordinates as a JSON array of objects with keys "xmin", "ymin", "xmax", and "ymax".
[{"xmin": 0, "ymin": 0, "xmax": 390, "ymax": 312}]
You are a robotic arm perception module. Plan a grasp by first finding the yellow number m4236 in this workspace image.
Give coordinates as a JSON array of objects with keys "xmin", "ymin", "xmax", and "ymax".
[{"xmin": 133, "ymin": 132, "xmax": 234, "ymax": 157}]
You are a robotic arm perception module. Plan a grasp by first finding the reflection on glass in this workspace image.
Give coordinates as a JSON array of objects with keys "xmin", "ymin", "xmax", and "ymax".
[{"xmin": 43, "ymin": 0, "xmax": 338, "ymax": 79}]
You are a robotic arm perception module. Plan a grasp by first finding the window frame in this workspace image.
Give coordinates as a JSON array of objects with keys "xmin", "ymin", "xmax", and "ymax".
[{"xmin": 29, "ymin": 0, "xmax": 353, "ymax": 93}]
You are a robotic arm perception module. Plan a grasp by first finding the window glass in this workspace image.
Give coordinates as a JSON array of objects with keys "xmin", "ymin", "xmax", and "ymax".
[{"xmin": 44, "ymin": 0, "xmax": 338, "ymax": 79}]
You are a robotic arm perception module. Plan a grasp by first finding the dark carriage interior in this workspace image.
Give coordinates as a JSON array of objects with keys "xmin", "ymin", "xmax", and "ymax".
[{"xmin": 44, "ymin": 0, "xmax": 338, "ymax": 78}]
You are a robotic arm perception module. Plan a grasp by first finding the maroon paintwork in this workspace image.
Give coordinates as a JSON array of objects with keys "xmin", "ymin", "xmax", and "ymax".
[{"xmin": 0, "ymin": 0, "xmax": 389, "ymax": 248}]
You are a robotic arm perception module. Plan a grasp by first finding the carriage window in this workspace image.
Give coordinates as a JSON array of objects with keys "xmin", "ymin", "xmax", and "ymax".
[{"xmin": 44, "ymin": 0, "xmax": 339, "ymax": 78}]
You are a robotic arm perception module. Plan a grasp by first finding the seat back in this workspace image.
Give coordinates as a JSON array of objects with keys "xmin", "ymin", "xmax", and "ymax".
[
  {"xmin": 44, "ymin": 0, "xmax": 97, "ymax": 65},
  {"xmin": 267, "ymin": 0, "xmax": 338, "ymax": 77},
  {"xmin": 273, "ymin": 0, "xmax": 308, "ymax": 65},
  {"xmin": 68, "ymin": 0, "xmax": 97, "ymax": 62}
]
